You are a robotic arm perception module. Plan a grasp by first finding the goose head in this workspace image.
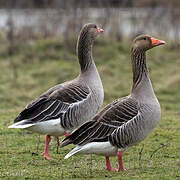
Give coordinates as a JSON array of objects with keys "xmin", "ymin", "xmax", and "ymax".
[
  {"xmin": 132, "ymin": 34, "xmax": 166, "ymax": 52},
  {"xmin": 79, "ymin": 23, "xmax": 104, "ymax": 44}
]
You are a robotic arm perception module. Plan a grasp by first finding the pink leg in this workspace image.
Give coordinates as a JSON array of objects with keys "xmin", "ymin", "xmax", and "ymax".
[
  {"xmin": 105, "ymin": 156, "xmax": 118, "ymax": 172},
  {"xmin": 64, "ymin": 132, "xmax": 70, "ymax": 137},
  {"xmin": 42, "ymin": 135, "xmax": 53, "ymax": 160},
  {"xmin": 117, "ymin": 151, "xmax": 126, "ymax": 171}
]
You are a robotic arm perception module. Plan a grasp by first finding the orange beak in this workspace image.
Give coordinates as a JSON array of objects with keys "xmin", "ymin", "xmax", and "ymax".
[
  {"xmin": 97, "ymin": 27, "xmax": 104, "ymax": 33},
  {"xmin": 151, "ymin": 37, "xmax": 166, "ymax": 47}
]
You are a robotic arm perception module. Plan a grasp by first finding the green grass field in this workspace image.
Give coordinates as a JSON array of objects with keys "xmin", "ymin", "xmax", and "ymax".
[{"xmin": 0, "ymin": 37, "xmax": 179, "ymax": 179}]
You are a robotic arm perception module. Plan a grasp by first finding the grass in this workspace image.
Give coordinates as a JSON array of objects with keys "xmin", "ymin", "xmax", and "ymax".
[{"xmin": 0, "ymin": 36, "xmax": 180, "ymax": 179}]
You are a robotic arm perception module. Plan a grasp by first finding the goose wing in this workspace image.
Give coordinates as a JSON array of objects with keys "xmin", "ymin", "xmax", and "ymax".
[
  {"xmin": 14, "ymin": 82, "xmax": 91, "ymax": 129},
  {"xmin": 61, "ymin": 96, "xmax": 139, "ymax": 147}
]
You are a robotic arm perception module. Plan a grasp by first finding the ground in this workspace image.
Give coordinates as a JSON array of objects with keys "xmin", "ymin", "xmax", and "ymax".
[{"xmin": 0, "ymin": 37, "xmax": 179, "ymax": 179}]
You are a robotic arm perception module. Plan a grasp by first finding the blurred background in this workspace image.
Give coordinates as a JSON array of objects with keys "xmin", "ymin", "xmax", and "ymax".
[
  {"xmin": 0, "ymin": 0, "xmax": 179, "ymax": 106},
  {"xmin": 1, "ymin": 0, "xmax": 180, "ymax": 43},
  {"xmin": 0, "ymin": 0, "xmax": 179, "ymax": 179}
]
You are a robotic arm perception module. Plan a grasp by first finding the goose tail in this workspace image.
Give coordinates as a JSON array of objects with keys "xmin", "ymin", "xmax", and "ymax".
[
  {"xmin": 64, "ymin": 146, "xmax": 82, "ymax": 159},
  {"xmin": 8, "ymin": 120, "xmax": 34, "ymax": 129}
]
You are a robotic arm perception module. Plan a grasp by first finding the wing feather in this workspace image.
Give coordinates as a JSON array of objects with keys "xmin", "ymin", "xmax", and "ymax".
[
  {"xmin": 61, "ymin": 96, "xmax": 139, "ymax": 147},
  {"xmin": 14, "ymin": 83, "xmax": 91, "ymax": 128}
]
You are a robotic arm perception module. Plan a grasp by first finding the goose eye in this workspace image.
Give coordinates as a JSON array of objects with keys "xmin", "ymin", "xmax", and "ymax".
[{"xmin": 143, "ymin": 37, "xmax": 147, "ymax": 40}]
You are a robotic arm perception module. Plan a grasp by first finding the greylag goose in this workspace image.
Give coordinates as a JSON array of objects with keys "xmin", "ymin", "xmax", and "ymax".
[
  {"xmin": 61, "ymin": 35, "xmax": 165, "ymax": 171},
  {"xmin": 8, "ymin": 23, "xmax": 104, "ymax": 160}
]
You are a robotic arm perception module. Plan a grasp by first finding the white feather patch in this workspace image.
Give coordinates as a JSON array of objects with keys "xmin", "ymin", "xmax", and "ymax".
[
  {"xmin": 8, "ymin": 119, "xmax": 66, "ymax": 136},
  {"xmin": 64, "ymin": 141, "xmax": 117, "ymax": 159},
  {"xmin": 8, "ymin": 120, "xmax": 34, "ymax": 129}
]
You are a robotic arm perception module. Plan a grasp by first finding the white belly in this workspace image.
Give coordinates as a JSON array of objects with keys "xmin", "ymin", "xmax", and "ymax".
[
  {"xmin": 65, "ymin": 142, "xmax": 118, "ymax": 159},
  {"xmin": 79, "ymin": 142, "xmax": 118, "ymax": 156},
  {"xmin": 27, "ymin": 119, "xmax": 65, "ymax": 136}
]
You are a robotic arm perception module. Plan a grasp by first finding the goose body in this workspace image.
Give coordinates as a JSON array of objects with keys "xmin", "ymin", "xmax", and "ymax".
[
  {"xmin": 9, "ymin": 76, "xmax": 103, "ymax": 136},
  {"xmin": 8, "ymin": 23, "xmax": 104, "ymax": 160},
  {"xmin": 61, "ymin": 35, "xmax": 165, "ymax": 171},
  {"xmin": 63, "ymin": 95, "xmax": 160, "ymax": 159}
]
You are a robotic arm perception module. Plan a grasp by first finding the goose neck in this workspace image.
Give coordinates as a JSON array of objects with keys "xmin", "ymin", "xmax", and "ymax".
[
  {"xmin": 77, "ymin": 35, "xmax": 94, "ymax": 73},
  {"xmin": 131, "ymin": 48, "xmax": 155, "ymax": 98}
]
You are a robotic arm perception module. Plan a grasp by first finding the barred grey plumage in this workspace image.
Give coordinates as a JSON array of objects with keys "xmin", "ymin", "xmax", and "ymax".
[
  {"xmin": 62, "ymin": 34, "xmax": 165, "ymax": 172},
  {"xmin": 8, "ymin": 23, "xmax": 104, "ymax": 160}
]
